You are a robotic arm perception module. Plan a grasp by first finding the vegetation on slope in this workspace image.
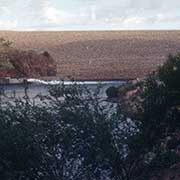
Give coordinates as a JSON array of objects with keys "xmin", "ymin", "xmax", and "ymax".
[
  {"xmin": 0, "ymin": 42, "xmax": 180, "ymax": 179},
  {"xmin": 0, "ymin": 38, "xmax": 14, "ymax": 69}
]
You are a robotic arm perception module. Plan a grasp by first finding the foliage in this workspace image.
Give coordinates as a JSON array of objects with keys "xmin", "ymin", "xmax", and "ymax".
[
  {"xmin": 158, "ymin": 54, "xmax": 180, "ymax": 91},
  {"xmin": 106, "ymin": 86, "xmax": 119, "ymax": 98},
  {"xmin": 138, "ymin": 55, "xmax": 180, "ymax": 145},
  {"xmin": 0, "ymin": 83, "xmax": 143, "ymax": 180},
  {"xmin": 135, "ymin": 54, "xmax": 180, "ymax": 178},
  {"xmin": 0, "ymin": 53, "xmax": 180, "ymax": 180},
  {"xmin": 0, "ymin": 37, "xmax": 13, "ymax": 69}
]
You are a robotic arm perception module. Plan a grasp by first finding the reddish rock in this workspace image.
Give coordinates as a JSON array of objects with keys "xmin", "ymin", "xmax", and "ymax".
[{"xmin": 7, "ymin": 50, "xmax": 57, "ymax": 78}]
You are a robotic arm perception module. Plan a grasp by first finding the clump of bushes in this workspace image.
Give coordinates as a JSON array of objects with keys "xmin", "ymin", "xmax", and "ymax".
[
  {"xmin": 105, "ymin": 86, "xmax": 118, "ymax": 98},
  {"xmin": 133, "ymin": 54, "xmax": 180, "ymax": 178},
  {"xmin": 0, "ymin": 83, "xmax": 140, "ymax": 180},
  {"xmin": 159, "ymin": 54, "xmax": 180, "ymax": 91},
  {"xmin": 0, "ymin": 54, "xmax": 180, "ymax": 180}
]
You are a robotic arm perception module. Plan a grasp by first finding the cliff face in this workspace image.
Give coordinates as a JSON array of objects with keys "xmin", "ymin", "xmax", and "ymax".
[{"xmin": 1, "ymin": 50, "xmax": 57, "ymax": 78}]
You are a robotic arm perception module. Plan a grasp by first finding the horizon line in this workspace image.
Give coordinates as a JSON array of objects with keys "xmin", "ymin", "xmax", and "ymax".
[{"xmin": 0, "ymin": 29, "xmax": 180, "ymax": 32}]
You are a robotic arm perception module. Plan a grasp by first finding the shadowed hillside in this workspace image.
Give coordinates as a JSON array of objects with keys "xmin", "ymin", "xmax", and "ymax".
[{"xmin": 0, "ymin": 31, "xmax": 180, "ymax": 80}]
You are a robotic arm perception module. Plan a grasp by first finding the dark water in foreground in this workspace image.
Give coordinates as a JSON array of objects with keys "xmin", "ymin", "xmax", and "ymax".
[{"xmin": 0, "ymin": 80, "xmax": 126, "ymax": 99}]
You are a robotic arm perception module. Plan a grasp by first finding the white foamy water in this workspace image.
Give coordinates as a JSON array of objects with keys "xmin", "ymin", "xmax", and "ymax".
[
  {"xmin": 27, "ymin": 79, "xmax": 126, "ymax": 85},
  {"xmin": 0, "ymin": 79, "xmax": 126, "ymax": 100}
]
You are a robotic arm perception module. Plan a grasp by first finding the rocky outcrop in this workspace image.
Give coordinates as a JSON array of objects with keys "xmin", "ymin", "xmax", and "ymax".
[{"xmin": 7, "ymin": 50, "xmax": 57, "ymax": 78}]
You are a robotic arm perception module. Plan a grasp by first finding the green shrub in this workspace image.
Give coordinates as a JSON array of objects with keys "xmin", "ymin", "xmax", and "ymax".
[
  {"xmin": 0, "ymin": 83, "xmax": 142, "ymax": 180},
  {"xmin": 158, "ymin": 54, "xmax": 180, "ymax": 91},
  {"xmin": 106, "ymin": 86, "xmax": 118, "ymax": 98},
  {"xmin": 0, "ymin": 53, "xmax": 180, "ymax": 180}
]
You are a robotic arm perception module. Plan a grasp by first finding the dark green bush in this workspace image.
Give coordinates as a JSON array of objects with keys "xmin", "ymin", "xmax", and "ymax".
[
  {"xmin": 105, "ymin": 86, "xmax": 118, "ymax": 98},
  {"xmin": 0, "ymin": 53, "xmax": 180, "ymax": 180},
  {"xmin": 158, "ymin": 54, "xmax": 180, "ymax": 91},
  {"xmin": 135, "ymin": 54, "xmax": 180, "ymax": 178},
  {"xmin": 0, "ymin": 83, "xmax": 141, "ymax": 180}
]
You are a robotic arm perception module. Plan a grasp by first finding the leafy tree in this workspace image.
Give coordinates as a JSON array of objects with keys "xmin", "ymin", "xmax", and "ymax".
[
  {"xmin": 134, "ymin": 54, "xmax": 180, "ymax": 178},
  {"xmin": 0, "ymin": 83, "xmax": 144, "ymax": 180},
  {"xmin": 138, "ymin": 54, "xmax": 180, "ymax": 144},
  {"xmin": 159, "ymin": 54, "xmax": 180, "ymax": 91},
  {"xmin": 0, "ymin": 51, "xmax": 180, "ymax": 180}
]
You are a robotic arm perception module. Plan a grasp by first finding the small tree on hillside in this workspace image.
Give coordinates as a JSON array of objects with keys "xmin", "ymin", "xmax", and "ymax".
[
  {"xmin": 158, "ymin": 54, "xmax": 180, "ymax": 91},
  {"xmin": 134, "ymin": 54, "xmax": 180, "ymax": 178}
]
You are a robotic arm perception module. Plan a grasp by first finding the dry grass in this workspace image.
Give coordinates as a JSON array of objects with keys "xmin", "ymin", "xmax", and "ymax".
[{"xmin": 0, "ymin": 30, "xmax": 180, "ymax": 80}]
